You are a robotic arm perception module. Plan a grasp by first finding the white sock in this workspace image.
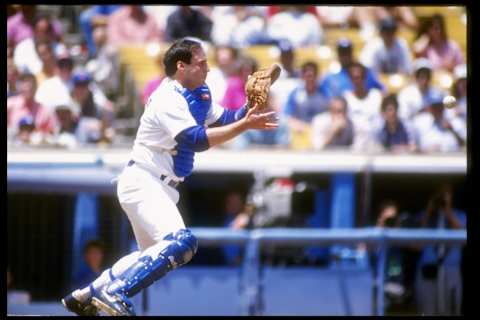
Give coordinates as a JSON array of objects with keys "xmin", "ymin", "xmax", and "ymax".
[{"xmin": 72, "ymin": 251, "xmax": 141, "ymax": 302}]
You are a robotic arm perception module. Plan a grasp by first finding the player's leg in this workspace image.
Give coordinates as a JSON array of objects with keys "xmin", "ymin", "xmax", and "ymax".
[
  {"xmin": 62, "ymin": 250, "xmax": 141, "ymax": 315},
  {"xmin": 92, "ymin": 165, "xmax": 198, "ymax": 315},
  {"xmin": 62, "ymin": 166, "xmax": 157, "ymax": 315}
]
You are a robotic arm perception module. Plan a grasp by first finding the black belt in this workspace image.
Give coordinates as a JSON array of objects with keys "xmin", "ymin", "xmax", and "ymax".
[{"xmin": 127, "ymin": 160, "xmax": 180, "ymax": 189}]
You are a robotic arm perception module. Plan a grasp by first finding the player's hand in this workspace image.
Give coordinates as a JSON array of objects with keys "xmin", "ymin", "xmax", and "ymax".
[{"xmin": 243, "ymin": 103, "xmax": 279, "ymax": 130}]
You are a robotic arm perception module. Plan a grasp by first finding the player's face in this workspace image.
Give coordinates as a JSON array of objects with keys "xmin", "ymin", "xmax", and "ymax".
[{"xmin": 184, "ymin": 47, "xmax": 209, "ymax": 89}]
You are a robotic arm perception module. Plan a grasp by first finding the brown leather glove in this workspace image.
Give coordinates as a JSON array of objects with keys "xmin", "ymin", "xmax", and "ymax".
[{"xmin": 245, "ymin": 63, "xmax": 281, "ymax": 110}]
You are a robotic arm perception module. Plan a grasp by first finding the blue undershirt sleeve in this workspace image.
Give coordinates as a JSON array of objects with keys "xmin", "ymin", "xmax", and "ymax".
[
  {"xmin": 174, "ymin": 125, "xmax": 210, "ymax": 152},
  {"xmin": 210, "ymin": 104, "xmax": 248, "ymax": 127}
]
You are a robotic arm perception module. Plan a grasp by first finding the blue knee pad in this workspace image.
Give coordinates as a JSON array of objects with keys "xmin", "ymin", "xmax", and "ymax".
[{"xmin": 107, "ymin": 229, "xmax": 198, "ymax": 297}]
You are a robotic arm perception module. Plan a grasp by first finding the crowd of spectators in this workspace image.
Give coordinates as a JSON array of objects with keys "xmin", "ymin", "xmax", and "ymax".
[{"xmin": 7, "ymin": 5, "xmax": 467, "ymax": 154}]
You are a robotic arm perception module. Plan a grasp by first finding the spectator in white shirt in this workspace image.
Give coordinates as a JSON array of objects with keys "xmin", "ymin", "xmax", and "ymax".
[
  {"xmin": 211, "ymin": 6, "xmax": 270, "ymax": 47},
  {"xmin": 397, "ymin": 58, "xmax": 445, "ymax": 123},
  {"xmin": 446, "ymin": 64, "xmax": 467, "ymax": 121},
  {"xmin": 312, "ymin": 96, "xmax": 355, "ymax": 150},
  {"xmin": 267, "ymin": 5, "xmax": 323, "ymax": 47},
  {"xmin": 360, "ymin": 18, "xmax": 412, "ymax": 75},
  {"xmin": 412, "ymin": 94, "xmax": 466, "ymax": 153},
  {"xmin": 343, "ymin": 62, "xmax": 383, "ymax": 126}
]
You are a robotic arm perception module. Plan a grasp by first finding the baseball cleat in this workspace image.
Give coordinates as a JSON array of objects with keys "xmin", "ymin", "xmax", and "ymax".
[
  {"xmin": 61, "ymin": 293, "xmax": 99, "ymax": 316},
  {"xmin": 91, "ymin": 288, "xmax": 136, "ymax": 316}
]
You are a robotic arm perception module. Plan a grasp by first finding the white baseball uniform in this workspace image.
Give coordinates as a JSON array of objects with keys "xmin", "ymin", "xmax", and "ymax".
[{"xmin": 117, "ymin": 77, "xmax": 225, "ymax": 251}]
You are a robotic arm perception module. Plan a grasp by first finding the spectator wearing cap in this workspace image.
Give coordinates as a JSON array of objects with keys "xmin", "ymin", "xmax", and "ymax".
[
  {"xmin": 107, "ymin": 5, "xmax": 161, "ymax": 47},
  {"xmin": 269, "ymin": 40, "xmax": 303, "ymax": 116},
  {"xmin": 79, "ymin": 5, "xmax": 121, "ymax": 57},
  {"xmin": 276, "ymin": 40, "xmax": 301, "ymax": 79},
  {"xmin": 319, "ymin": 38, "xmax": 384, "ymax": 99},
  {"xmin": 14, "ymin": 115, "xmax": 37, "ymax": 145},
  {"xmin": 283, "ymin": 61, "xmax": 330, "ymax": 135},
  {"xmin": 413, "ymin": 14, "xmax": 464, "ymax": 72},
  {"xmin": 267, "ymin": 5, "xmax": 323, "ymax": 48},
  {"xmin": 397, "ymin": 58, "xmax": 446, "ymax": 122},
  {"xmin": 374, "ymin": 94, "xmax": 415, "ymax": 153},
  {"xmin": 165, "ymin": 6, "xmax": 212, "ymax": 42},
  {"xmin": 71, "ymin": 71, "xmax": 115, "ymax": 144},
  {"xmin": 7, "ymin": 73, "xmax": 56, "ymax": 135},
  {"xmin": 359, "ymin": 18, "xmax": 412, "ymax": 75},
  {"xmin": 412, "ymin": 92, "xmax": 466, "ymax": 153}
]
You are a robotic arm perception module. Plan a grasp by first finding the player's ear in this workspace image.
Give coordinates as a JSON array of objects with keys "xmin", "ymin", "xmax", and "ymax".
[{"xmin": 177, "ymin": 61, "xmax": 185, "ymax": 73}]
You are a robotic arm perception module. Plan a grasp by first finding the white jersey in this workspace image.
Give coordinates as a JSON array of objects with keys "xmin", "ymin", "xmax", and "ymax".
[{"xmin": 130, "ymin": 78, "xmax": 225, "ymax": 181}]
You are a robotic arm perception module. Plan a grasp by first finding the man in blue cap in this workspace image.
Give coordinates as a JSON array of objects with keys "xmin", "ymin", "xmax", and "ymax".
[
  {"xmin": 319, "ymin": 38, "xmax": 384, "ymax": 99},
  {"xmin": 412, "ymin": 91, "xmax": 466, "ymax": 153}
]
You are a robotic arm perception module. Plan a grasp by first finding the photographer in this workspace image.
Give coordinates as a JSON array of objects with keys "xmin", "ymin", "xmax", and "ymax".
[{"xmin": 416, "ymin": 184, "xmax": 466, "ymax": 315}]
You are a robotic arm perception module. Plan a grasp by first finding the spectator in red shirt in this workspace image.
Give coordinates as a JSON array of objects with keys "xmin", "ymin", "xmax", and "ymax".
[
  {"xmin": 7, "ymin": 73, "xmax": 56, "ymax": 135},
  {"xmin": 107, "ymin": 5, "xmax": 161, "ymax": 47}
]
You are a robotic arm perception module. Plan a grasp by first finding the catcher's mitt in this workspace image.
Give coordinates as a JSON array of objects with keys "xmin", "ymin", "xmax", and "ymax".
[{"xmin": 245, "ymin": 63, "xmax": 281, "ymax": 110}]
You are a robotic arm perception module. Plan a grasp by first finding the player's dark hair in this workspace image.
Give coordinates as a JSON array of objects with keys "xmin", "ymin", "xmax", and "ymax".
[
  {"xmin": 381, "ymin": 94, "xmax": 399, "ymax": 112},
  {"xmin": 163, "ymin": 38, "xmax": 202, "ymax": 77},
  {"xmin": 301, "ymin": 61, "xmax": 318, "ymax": 76}
]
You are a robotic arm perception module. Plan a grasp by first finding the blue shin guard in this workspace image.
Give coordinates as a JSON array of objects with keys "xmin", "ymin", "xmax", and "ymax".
[{"xmin": 106, "ymin": 229, "xmax": 198, "ymax": 298}]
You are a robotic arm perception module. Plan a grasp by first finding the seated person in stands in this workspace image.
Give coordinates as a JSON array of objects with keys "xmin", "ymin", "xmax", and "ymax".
[
  {"xmin": 86, "ymin": 24, "xmax": 120, "ymax": 100},
  {"xmin": 79, "ymin": 5, "xmax": 121, "ymax": 57},
  {"xmin": 446, "ymin": 64, "xmax": 466, "ymax": 121},
  {"xmin": 412, "ymin": 93, "xmax": 466, "ymax": 153},
  {"xmin": 360, "ymin": 18, "xmax": 412, "ymax": 75},
  {"xmin": 413, "ymin": 14, "xmax": 464, "ymax": 73},
  {"xmin": 371, "ymin": 6, "xmax": 419, "ymax": 30},
  {"xmin": 70, "ymin": 71, "xmax": 115, "ymax": 144},
  {"xmin": 165, "ymin": 6, "xmax": 212, "ymax": 42},
  {"xmin": 343, "ymin": 62, "xmax": 383, "ymax": 126},
  {"xmin": 7, "ymin": 72, "xmax": 56, "ymax": 136},
  {"xmin": 397, "ymin": 58, "xmax": 445, "ymax": 122},
  {"xmin": 107, "ymin": 5, "xmax": 161, "ymax": 47},
  {"xmin": 311, "ymin": 96, "xmax": 354, "ymax": 150},
  {"xmin": 211, "ymin": 6, "xmax": 272, "ymax": 47},
  {"xmin": 276, "ymin": 39, "xmax": 300, "ymax": 79},
  {"xmin": 374, "ymin": 94, "xmax": 415, "ymax": 153},
  {"xmin": 34, "ymin": 39, "xmax": 59, "ymax": 86},
  {"xmin": 221, "ymin": 55, "xmax": 258, "ymax": 111},
  {"xmin": 267, "ymin": 5, "xmax": 323, "ymax": 47},
  {"xmin": 205, "ymin": 45, "xmax": 239, "ymax": 104},
  {"xmin": 284, "ymin": 61, "xmax": 329, "ymax": 136},
  {"xmin": 319, "ymin": 38, "xmax": 384, "ymax": 99},
  {"xmin": 7, "ymin": 57, "xmax": 20, "ymax": 98},
  {"xmin": 52, "ymin": 102, "xmax": 80, "ymax": 149}
]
